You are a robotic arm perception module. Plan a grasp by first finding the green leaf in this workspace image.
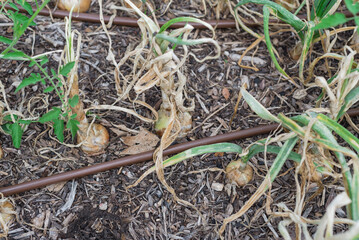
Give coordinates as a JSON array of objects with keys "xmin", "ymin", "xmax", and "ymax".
[
  {"xmin": 16, "ymin": 0, "xmax": 33, "ymax": 15},
  {"xmin": 53, "ymin": 119, "xmax": 65, "ymax": 142},
  {"xmin": 263, "ymin": 5, "xmax": 292, "ymax": 82},
  {"xmin": 345, "ymin": 0, "xmax": 359, "ymax": 15},
  {"xmin": 9, "ymin": 122, "xmax": 23, "ymax": 148},
  {"xmin": 39, "ymin": 107, "xmax": 61, "ymax": 123},
  {"xmin": 59, "ymin": 62, "xmax": 75, "ymax": 77},
  {"xmin": 313, "ymin": 13, "xmax": 347, "ymax": 30},
  {"xmin": 1, "ymin": 51, "xmax": 26, "ymax": 60},
  {"xmin": 241, "ymin": 88, "xmax": 279, "ymax": 122},
  {"xmin": 50, "ymin": 68, "xmax": 57, "ymax": 77},
  {"xmin": 243, "ymin": 143, "xmax": 302, "ymax": 163},
  {"xmin": 135, "ymin": 143, "xmax": 243, "ymax": 183},
  {"xmin": 235, "ymin": 0, "xmax": 306, "ymax": 34},
  {"xmin": 8, "ymin": 2, "xmax": 19, "ymax": 11},
  {"xmin": 0, "ymin": 36, "xmax": 12, "ymax": 45},
  {"xmin": 40, "ymin": 56, "xmax": 49, "ymax": 66},
  {"xmin": 278, "ymin": 113, "xmax": 306, "ymax": 136},
  {"xmin": 19, "ymin": 119, "xmax": 32, "ymax": 125},
  {"xmin": 159, "ymin": 17, "xmax": 214, "ymax": 34},
  {"xmin": 15, "ymin": 73, "xmax": 43, "ymax": 93},
  {"xmin": 43, "ymin": 86, "xmax": 54, "ymax": 93},
  {"xmin": 69, "ymin": 95, "xmax": 79, "ymax": 108},
  {"xmin": 11, "ymin": 12, "xmax": 36, "ymax": 26},
  {"xmin": 3, "ymin": 114, "xmax": 18, "ymax": 122},
  {"xmin": 299, "ymin": 21, "xmax": 315, "ymax": 81},
  {"xmin": 337, "ymin": 85, "xmax": 359, "ymax": 120},
  {"xmin": 312, "ymin": 0, "xmax": 340, "ymax": 20},
  {"xmin": 29, "ymin": 59, "xmax": 36, "ymax": 67},
  {"xmin": 66, "ymin": 118, "xmax": 79, "ymax": 141},
  {"xmin": 2, "ymin": 123, "xmax": 12, "ymax": 134},
  {"xmin": 351, "ymin": 169, "xmax": 359, "ymax": 220},
  {"xmin": 317, "ymin": 114, "xmax": 359, "ymax": 153}
]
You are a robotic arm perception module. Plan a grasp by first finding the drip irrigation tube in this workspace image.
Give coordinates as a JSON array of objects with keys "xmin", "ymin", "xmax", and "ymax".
[
  {"xmin": 6, "ymin": 5, "xmax": 353, "ymax": 29},
  {"xmin": 1, "ymin": 108, "xmax": 359, "ymax": 197}
]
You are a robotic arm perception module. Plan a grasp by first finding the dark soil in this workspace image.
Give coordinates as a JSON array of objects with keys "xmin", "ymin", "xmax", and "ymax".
[{"xmin": 0, "ymin": 0, "xmax": 356, "ymax": 239}]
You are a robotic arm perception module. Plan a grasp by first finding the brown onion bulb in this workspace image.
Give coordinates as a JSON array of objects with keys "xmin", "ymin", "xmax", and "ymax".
[
  {"xmin": 0, "ymin": 200, "xmax": 14, "ymax": 232},
  {"xmin": 77, "ymin": 123, "xmax": 110, "ymax": 155},
  {"xmin": 155, "ymin": 108, "xmax": 192, "ymax": 138},
  {"xmin": 0, "ymin": 145, "xmax": 3, "ymax": 159},
  {"xmin": 57, "ymin": 0, "xmax": 91, "ymax": 13},
  {"xmin": 289, "ymin": 42, "xmax": 302, "ymax": 61},
  {"xmin": 225, "ymin": 160, "xmax": 253, "ymax": 187}
]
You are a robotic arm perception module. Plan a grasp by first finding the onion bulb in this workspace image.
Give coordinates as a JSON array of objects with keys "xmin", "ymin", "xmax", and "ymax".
[
  {"xmin": 289, "ymin": 42, "xmax": 302, "ymax": 61},
  {"xmin": 225, "ymin": 160, "xmax": 253, "ymax": 187},
  {"xmin": 0, "ymin": 200, "xmax": 15, "ymax": 236},
  {"xmin": 0, "ymin": 145, "xmax": 3, "ymax": 159},
  {"xmin": 57, "ymin": 0, "xmax": 91, "ymax": 12},
  {"xmin": 77, "ymin": 123, "xmax": 110, "ymax": 155},
  {"xmin": 155, "ymin": 107, "xmax": 192, "ymax": 138}
]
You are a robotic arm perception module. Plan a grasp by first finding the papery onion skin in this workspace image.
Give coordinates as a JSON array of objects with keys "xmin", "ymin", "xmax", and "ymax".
[
  {"xmin": 155, "ymin": 108, "xmax": 192, "ymax": 138},
  {"xmin": 57, "ymin": 0, "xmax": 91, "ymax": 13},
  {"xmin": 0, "ymin": 200, "xmax": 14, "ymax": 229},
  {"xmin": 77, "ymin": 123, "xmax": 110, "ymax": 155},
  {"xmin": 225, "ymin": 160, "xmax": 253, "ymax": 187},
  {"xmin": 0, "ymin": 145, "xmax": 3, "ymax": 159},
  {"xmin": 155, "ymin": 108, "xmax": 171, "ymax": 137}
]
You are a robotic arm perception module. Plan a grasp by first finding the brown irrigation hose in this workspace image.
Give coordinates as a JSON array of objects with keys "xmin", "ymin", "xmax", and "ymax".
[
  {"xmin": 1, "ymin": 107, "xmax": 359, "ymax": 196},
  {"xmin": 5, "ymin": 5, "xmax": 354, "ymax": 29},
  {"xmin": 0, "ymin": 124, "xmax": 277, "ymax": 196}
]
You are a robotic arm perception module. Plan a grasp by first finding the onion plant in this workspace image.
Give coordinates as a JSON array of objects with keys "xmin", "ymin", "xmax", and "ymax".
[
  {"xmin": 233, "ymin": 0, "xmax": 342, "ymax": 83},
  {"xmin": 60, "ymin": 13, "xmax": 109, "ymax": 154},
  {"xmin": 119, "ymin": 0, "xmax": 220, "ymax": 211},
  {"xmin": 119, "ymin": 0, "xmax": 220, "ymax": 139}
]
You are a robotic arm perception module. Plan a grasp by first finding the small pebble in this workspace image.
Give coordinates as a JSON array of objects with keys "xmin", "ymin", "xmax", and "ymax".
[
  {"xmin": 211, "ymin": 182, "xmax": 224, "ymax": 191},
  {"xmin": 99, "ymin": 202, "xmax": 107, "ymax": 211}
]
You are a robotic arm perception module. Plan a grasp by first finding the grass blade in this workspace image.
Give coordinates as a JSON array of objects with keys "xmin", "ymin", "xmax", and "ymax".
[
  {"xmin": 263, "ymin": 5, "xmax": 295, "ymax": 85},
  {"xmin": 235, "ymin": 0, "xmax": 306, "ymax": 33},
  {"xmin": 278, "ymin": 113, "xmax": 306, "ymax": 136},
  {"xmin": 351, "ymin": 168, "xmax": 359, "ymax": 220},
  {"xmin": 337, "ymin": 85, "xmax": 359, "ymax": 120},
  {"xmin": 243, "ymin": 144, "xmax": 302, "ymax": 163},
  {"xmin": 159, "ymin": 17, "xmax": 215, "ymax": 36},
  {"xmin": 299, "ymin": 21, "xmax": 315, "ymax": 82},
  {"xmin": 241, "ymin": 87, "xmax": 280, "ymax": 122},
  {"xmin": 317, "ymin": 114, "xmax": 359, "ymax": 153},
  {"xmin": 127, "ymin": 143, "xmax": 243, "ymax": 189}
]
